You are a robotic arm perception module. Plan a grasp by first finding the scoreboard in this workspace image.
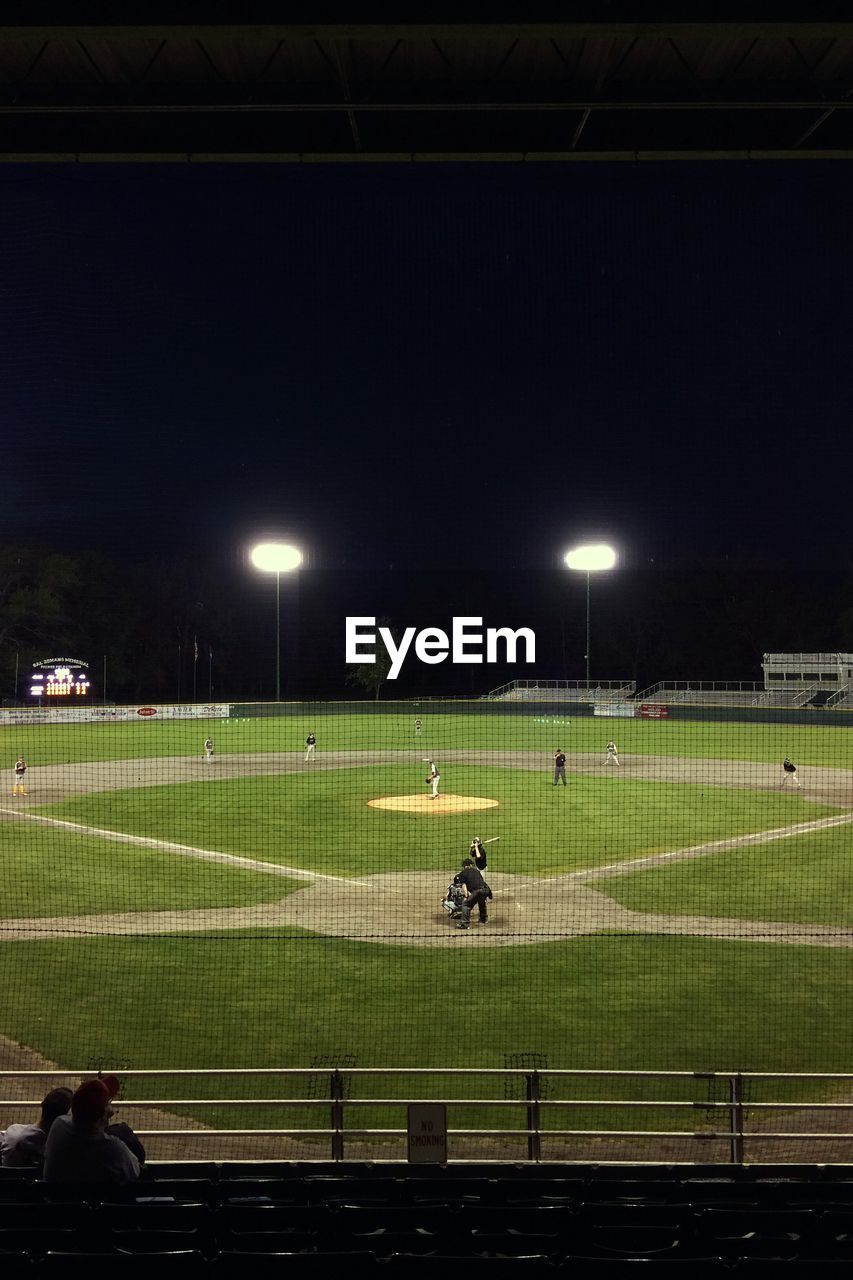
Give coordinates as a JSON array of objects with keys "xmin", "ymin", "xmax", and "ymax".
[{"xmin": 30, "ymin": 658, "xmax": 91, "ymax": 699}]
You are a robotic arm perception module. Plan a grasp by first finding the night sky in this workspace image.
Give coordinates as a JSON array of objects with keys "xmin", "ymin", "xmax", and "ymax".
[
  {"xmin": 1, "ymin": 161, "xmax": 851, "ymax": 695},
  {"xmin": 2, "ymin": 161, "xmax": 851, "ymax": 570}
]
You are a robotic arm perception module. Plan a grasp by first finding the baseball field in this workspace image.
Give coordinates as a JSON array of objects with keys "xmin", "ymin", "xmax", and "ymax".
[{"xmin": 0, "ymin": 706, "xmax": 852, "ymax": 1154}]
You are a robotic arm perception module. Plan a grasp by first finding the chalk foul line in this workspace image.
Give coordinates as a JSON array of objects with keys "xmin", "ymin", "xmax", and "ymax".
[
  {"xmin": 0, "ymin": 808, "xmax": 368, "ymax": 889},
  {"xmin": 540, "ymin": 811, "xmax": 853, "ymax": 885}
]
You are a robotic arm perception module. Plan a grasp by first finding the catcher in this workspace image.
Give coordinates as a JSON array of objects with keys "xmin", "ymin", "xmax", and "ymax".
[{"xmin": 454, "ymin": 858, "xmax": 492, "ymax": 929}]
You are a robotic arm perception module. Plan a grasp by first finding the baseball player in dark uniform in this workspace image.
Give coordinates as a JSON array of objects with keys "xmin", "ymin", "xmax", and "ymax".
[
  {"xmin": 12, "ymin": 756, "xmax": 26, "ymax": 797},
  {"xmin": 470, "ymin": 837, "xmax": 488, "ymax": 875},
  {"xmin": 454, "ymin": 858, "xmax": 492, "ymax": 929},
  {"xmin": 780, "ymin": 756, "xmax": 801, "ymax": 789},
  {"xmin": 553, "ymin": 749, "xmax": 567, "ymax": 786}
]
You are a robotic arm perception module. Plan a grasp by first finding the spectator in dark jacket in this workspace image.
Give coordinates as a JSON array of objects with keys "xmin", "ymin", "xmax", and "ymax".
[{"xmin": 43, "ymin": 1076, "xmax": 142, "ymax": 1184}]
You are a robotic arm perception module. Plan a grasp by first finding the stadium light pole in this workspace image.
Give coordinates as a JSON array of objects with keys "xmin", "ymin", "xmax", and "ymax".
[
  {"xmin": 250, "ymin": 542, "xmax": 303, "ymax": 702},
  {"xmin": 563, "ymin": 544, "xmax": 617, "ymax": 687}
]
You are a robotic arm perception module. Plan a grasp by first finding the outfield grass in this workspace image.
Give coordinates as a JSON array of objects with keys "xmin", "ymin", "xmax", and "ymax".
[
  {"xmin": 0, "ymin": 823, "xmax": 301, "ymax": 918},
  {"xmin": 599, "ymin": 826, "xmax": 853, "ymax": 926},
  {"xmin": 1, "ymin": 710, "xmax": 852, "ymax": 767},
  {"xmin": 37, "ymin": 766, "xmax": 837, "ymax": 878}
]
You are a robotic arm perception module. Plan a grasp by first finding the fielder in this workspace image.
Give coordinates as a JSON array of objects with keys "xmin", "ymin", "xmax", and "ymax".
[
  {"xmin": 305, "ymin": 733, "xmax": 317, "ymax": 763},
  {"xmin": 605, "ymin": 740, "xmax": 620, "ymax": 767},
  {"xmin": 203, "ymin": 737, "xmax": 214, "ymax": 763},
  {"xmin": 414, "ymin": 717, "xmax": 422, "ymax": 737},
  {"xmin": 12, "ymin": 756, "xmax": 26, "ymax": 797},
  {"xmin": 553, "ymin": 749, "xmax": 567, "ymax": 786},
  {"xmin": 425, "ymin": 759, "xmax": 440, "ymax": 799},
  {"xmin": 780, "ymin": 756, "xmax": 801, "ymax": 789}
]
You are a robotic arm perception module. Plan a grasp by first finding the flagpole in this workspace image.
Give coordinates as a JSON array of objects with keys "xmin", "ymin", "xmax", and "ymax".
[
  {"xmin": 208, "ymin": 647, "xmax": 213, "ymax": 700},
  {"xmin": 193, "ymin": 635, "xmax": 198, "ymax": 702}
]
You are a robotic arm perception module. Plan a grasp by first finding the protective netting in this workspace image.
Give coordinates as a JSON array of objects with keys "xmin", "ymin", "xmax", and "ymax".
[{"xmin": 1, "ymin": 701, "xmax": 852, "ymax": 1161}]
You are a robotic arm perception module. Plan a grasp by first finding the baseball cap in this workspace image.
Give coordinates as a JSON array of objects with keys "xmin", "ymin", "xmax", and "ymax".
[{"xmin": 71, "ymin": 1075, "xmax": 120, "ymax": 1123}]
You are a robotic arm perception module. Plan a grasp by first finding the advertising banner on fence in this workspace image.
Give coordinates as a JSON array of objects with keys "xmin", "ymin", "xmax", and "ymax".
[
  {"xmin": 132, "ymin": 704, "xmax": 230, "ymax": 721},
  {"xmin": 639, "ymin": 704, "xmax": 669, "ymax": 719},
  {"xmin": 0, "ymin": 704, "xmax": 230, "ymax": 726},
  {"xmin": 593, "ymin": 702, "xmax": 636, "ymax": 718}
]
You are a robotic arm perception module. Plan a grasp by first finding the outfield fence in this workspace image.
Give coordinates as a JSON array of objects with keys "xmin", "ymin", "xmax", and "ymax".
[{"xmin": 4, "ymin": 1067, "xmax": 853, "ymax": 1165}]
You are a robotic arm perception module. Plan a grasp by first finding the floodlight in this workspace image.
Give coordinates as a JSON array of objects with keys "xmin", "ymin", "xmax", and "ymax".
[
  {"xmin": 250, "ymin": 541, "xmax": 303, "ymax": 701},
  {"xmin": 250, "ymin": 542, "xmax": 303, "ymax": 573},
  {"xmin": 563, "ymin": 542, "xmax": 617, "ymax": 686},
  {"xmin": 563, "ymin": 544, "xmax": 617, "ymax": 573}
]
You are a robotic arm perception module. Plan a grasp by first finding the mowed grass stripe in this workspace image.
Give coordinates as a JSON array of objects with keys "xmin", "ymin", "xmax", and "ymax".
[
  {"xmin": 1, "ymin": 712, "xmax": 852, "ymax": 767},
  {"xmin": 0, "ymin": 807, "xmax": 368, "ymax": 889}
]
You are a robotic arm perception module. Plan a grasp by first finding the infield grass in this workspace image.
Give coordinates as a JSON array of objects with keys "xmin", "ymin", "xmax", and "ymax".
[{"xmin": 35, "ymin": 765, "xmax": 838, "ymax": 878}]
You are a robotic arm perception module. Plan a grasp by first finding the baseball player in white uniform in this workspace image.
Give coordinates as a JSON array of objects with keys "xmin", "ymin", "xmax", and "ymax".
[
  {"xmin": 203, "ymin": 737, "xmax": 214, "ymax": 763},
  {"xmin": 605, "ymin": 740, "xmax": 620, "ymax": 767},
  {"xmin": 414, "ymin": 717, "xmax": 422, "ymax": 736},
  {"xmin": 426, "ymin": 759, "xmax": 440, "ymax": 799},
  {"xmin": 305, "ymin": 733, "xmax": 317, "ymax": 763}
]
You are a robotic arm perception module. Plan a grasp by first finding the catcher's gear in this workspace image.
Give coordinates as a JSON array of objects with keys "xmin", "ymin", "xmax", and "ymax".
[{"xmin": 442, "ymin": 882, "xmax": 465, "ymax": 917}]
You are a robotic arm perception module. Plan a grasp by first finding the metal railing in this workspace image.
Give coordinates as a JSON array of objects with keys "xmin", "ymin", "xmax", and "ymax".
[
  {"xmin": 485, "ymin": 679, "xmax": 635, "ymax": 701},
  {"xmin": 792, "ymin": 683, "xmax": 822, "ymax": 707},
  {"xmin": 636, "ymin": 680, "xmax": 766, "ymax": 702},
  {"xmin": 4, "ymin": 1067, "xmax": 853, "ymax": 1165},
  {"xmin": 825, "ymin": 686, "xmax": 850, "ymax": 708}
]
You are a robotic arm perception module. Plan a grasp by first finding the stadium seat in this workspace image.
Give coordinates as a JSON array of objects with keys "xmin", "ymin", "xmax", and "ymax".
[
  {"xmin": 465, "ymin": 1205, "xmax": 568, "ymax": 1237},
  {"xmin": 217, "ymin": 1202, "xmax": 329, "ymax": 1234},
  {"xmin": 217, "ymin": 1177, "xmax": 308, "ymax": 1204},
  {"xmin": 0, "ymin": 1228, "xmax": 100, "ymax": 1257},
  {"xmin": 574, "ymin": 1203, "xmax": 688, "ymax": 1229},
  {"xmin": 143, "ymin": 1162, "xmax": 220, "ymax": 1180},
  {"xmin": 384, "ymin": 1255, "xmax": 554, "ymax": 1276},
  {"xmin": 694, "ymin": 1207, "xmax": 816, "ymax": 1260},
  {"xmin": 501, "ymin": 1179, "xmax": 586, "ymax": 1206},
  {"xmin": 565, "ymin": 1224, "xmax": 688, "ymax": 1260},
  {"xmin": 0, "ymin": 1201, "xmax": 94, "ymax": 1230},
  {"xmin": 213, "ymin": 1249, "xmax": 381, "ymax": 1276},
  {"xmin": 131, "ymin": 1179, "xmax": 217, "ymax": 1204},
  {"xmin": 98, "ymin": 1201, "xmax": 211, "ymax": 1234},
  {"xmin": 559, "ymin": 1260, "xmax": 728, "ymax": 1277},
  {"xmin": 304, "ymin": 1175, "xmax": 403, "ymax": 1205},
  {"xmin": 42, "ymin": 1251, "xmax": 206, "ymax": 1275}
]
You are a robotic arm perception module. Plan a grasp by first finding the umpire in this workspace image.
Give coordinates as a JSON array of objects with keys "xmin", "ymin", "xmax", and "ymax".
[{"xmin": 455, "ymin": 858, "xmax": 492, "ymax": 930}]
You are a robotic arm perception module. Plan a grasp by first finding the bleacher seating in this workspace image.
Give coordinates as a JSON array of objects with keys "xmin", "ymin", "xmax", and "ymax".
[{"xmin": 2, "ymin": 1163, "xmax": 853, "ymax": 1269}]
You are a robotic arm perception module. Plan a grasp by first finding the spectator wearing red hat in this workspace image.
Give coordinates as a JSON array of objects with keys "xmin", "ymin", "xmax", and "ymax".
[
  {"xmin": 43, "ymin": 1076, "xmax": 141, "ymax": 1184},
  {"xmin": 1, "ymin": 1087, "xmax": 73, "ymax": 1167}
]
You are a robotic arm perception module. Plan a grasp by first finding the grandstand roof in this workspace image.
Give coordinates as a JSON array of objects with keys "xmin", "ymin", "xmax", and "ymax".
[{"xmin": 3, "ymin": 8, "xmax": 853, "ymax": 162}]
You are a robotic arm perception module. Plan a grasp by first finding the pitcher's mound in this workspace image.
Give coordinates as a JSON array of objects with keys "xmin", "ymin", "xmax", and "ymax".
[{"xmin": 367, "ymin": 794, "xmax": 500, "ymax": 815}]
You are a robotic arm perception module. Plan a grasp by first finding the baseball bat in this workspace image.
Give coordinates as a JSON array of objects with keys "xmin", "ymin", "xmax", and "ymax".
[{"xmin": 482, "ymin": 837, "xmax": 500, "ymax": 845}]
